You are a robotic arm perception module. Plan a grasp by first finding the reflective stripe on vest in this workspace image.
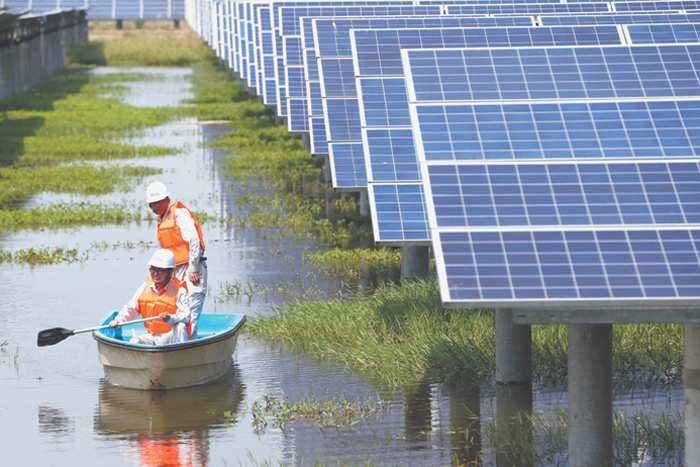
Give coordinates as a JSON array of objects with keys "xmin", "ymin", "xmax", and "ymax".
[
  {"xmin": 138, "ymin": 277, "xmax": 191, "ymax": 339},
  {"xmin": 156, "ymin": 201, "xmax": 206, "ymax": 266}
]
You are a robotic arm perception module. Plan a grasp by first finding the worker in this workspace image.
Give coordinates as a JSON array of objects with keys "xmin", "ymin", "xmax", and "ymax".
[
  {"xmin": 109, "ymin": 249, "xmax": 191, "ymax": 345},
  {"xmin": 146, "ymin": 181, "xmax": 207, "ymax": 338}
]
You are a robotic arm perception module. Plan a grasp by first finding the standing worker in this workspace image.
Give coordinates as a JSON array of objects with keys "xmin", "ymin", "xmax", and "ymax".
[
  {"xmin": 109, "ymin": 249, "xmax": 191, "ymax": 345},
  {"xmin": 146, "ymin": 181, "xmax": 207, "ymax": 338}
]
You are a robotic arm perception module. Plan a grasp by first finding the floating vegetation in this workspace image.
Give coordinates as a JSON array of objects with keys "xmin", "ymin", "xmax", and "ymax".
[
  {"xmin": 250, "ymin": 393, "xmax": 390, "ymax": 434},
  {"xmin": 302, "ymin": 247, "xmax": 403, "ymax": 278},
  {"xmin": 0, "ymin": 202, "xmax": 146, "ymax": 232},
  {"xmin": 0, "ymin": 246, "xmax": 88, "ymax": 265}
]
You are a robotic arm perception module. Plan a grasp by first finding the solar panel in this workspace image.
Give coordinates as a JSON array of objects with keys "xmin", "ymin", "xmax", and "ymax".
[
  {"xmin": 311, "ymin": 117, "xmax": 330, "ymax": 155},
  {"xmin": 411, "ymin": 100, "xmax": 700, "ymax": 162},
  {"xmin": 445, "ymin": 3, "xmax": 612, "ymax": 15},
  {"xmin": 613, "ymin": 1, "xmax": 700, "ymax": 12},
  {"xmin": 363, "ymin": 127, "xmax": 422, "ymax": 181},
  {"xmin": 424, "ymin": 160, "xmax": 700, "ymax": 228},
  {"xmin": 404, "ymin": 44, "xmax": 700, "ymax": 103},
  {"xmin": 319, "ymin": 58, "xmax": 357, "ymax": 97},
  {"xmin": 324, "ymin": 98, "xmax": 362, "ymax": 141},
  {"xmin": 368, "ymin": 183, "xmax": 432, "ymax": 245},
  {"xmin": 626, "ymin": 22, "xmax": 700, "ymax": 43},
  {"xmin": 433, "ymin": 228, "xmax": 700, "ymax": 306},
  {"xmin": 329, "ymin": 143, "xmax": 369, "ymax": 189},
  {"xmin": 313, "ymin": 15, "xmax": 537, "ymax": 60},
  {"xmin": 352, "ymin": 25, "xmax": 626, "ymax": 77},
  {"xmin": 539, "ymin": 12, "xmax": 700, "ymax": 26},
  {"xmin": 288, "ymin": 98, "xmax": 310, "ymax": 133},
  {"xmin": 403, "ymin": 44, "xmax": 700, "ymax": 307}
]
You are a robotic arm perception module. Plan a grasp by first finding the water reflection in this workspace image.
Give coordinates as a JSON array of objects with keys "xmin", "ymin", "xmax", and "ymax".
[
  {"xmin": 38, "ymin": 405, "xmax": 75, "ymax": 439},
  {"xmin": 496, "ymin": 384, "xmax": 534, "ymax": 467},
  {"xmin": 95, "ymin": 365, "xmax": 244, "ymax": 467},
  {"xmin": 448, "ymin": 380, "xmax": 481, "ymax": 466}
]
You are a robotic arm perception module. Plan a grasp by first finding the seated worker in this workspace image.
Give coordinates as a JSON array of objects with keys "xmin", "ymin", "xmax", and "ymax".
[
  {"xmin": 109, "ymin": 249, "xmax": 192, "ymax": 345},
  {"xmin": 146, "ymin": 181, "xmax": 207, "ymax": 338}
]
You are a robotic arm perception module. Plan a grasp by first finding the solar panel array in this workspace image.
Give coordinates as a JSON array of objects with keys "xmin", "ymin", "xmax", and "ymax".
[
  {"xmin": 1, "ymin": 0, "xmax": 184, "ymax": 18},
  {"xmin": 187, "ymin": 0, "xmax": 700, "ymax": 310}
]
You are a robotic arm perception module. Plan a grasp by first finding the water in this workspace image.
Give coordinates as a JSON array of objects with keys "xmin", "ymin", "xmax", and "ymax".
[{"xmin": 0, "ymin": 67, "xmax": 683, "ymax": 467}]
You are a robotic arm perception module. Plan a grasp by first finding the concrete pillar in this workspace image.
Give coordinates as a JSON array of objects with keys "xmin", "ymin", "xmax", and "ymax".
[
  {"xmin": 685, "ymin": 324, "xmax": 700, "ymax": 466},
  {"xmin": 495, "ymin": 308, "xmax": 532, "ymax": 384},
  {"xmin": 401, "ymin": 246, "xmax": 429, "ymax": 278},
  {"xmin": 116, "ymin": 19, "xmax": 123, "ymax": 30},
  {"xmin": 301, "ymin": 132, "xmax": 310, "ymax": 151},
  {"xmin": 174, "ymin": 19, "xmax": 180, "ymax": 29},
  {"xmin": 359, "ymin": 191, "xmax": 370, "ymax": 216},
  {"xmin": 568, "ymin": 324, "xmax": 613, "ymax": 467}
]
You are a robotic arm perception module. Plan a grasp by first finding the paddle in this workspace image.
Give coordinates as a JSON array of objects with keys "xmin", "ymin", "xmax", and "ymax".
[{"xmin": 37, "ymin": 316, "xmax": 162, "ymax": 347}]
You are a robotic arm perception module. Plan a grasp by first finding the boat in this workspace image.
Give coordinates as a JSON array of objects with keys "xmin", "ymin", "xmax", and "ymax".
[{"xmin": 92, "ymin": 312, "xmax": 246, "ymax": 390}]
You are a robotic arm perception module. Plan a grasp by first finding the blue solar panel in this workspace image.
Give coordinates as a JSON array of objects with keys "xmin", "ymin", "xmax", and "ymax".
[
  {"xmin": 324, "ymin": 99, "xmax": 362, "ymax": 141},
  {"xmin": 445, "ymin": 3, "xmax": 611, "ymax": 15},
  {"xmin": 614, "ymin": 1, "xmax": 700, "ymax": 12},
  {"xmin": 319, "ymin": 58, "xmax": 357, "ymax": 97},
  {"xmin": 626, "ymin": 23, "xmax": 700, "ymax": 43},
  {"xmin": 288, "ymin": 98, "xmax": 310, "ymax": 133},
  {"xmin": 353, "ymin": 25, "xmax": 625, "ymax": 77},
  {"xmin": 368, "ymin": 183, "xmax": 432, "ymax": 245},
  {"xmin": 425, "ymin": 161, "xmax": 700, "ymax": 228},
  {"xmin": 287, "ymin": 67, "xmax": 307, "ymax": 97},
  {"xmin": 404, "ymin": 45, "xmax": 700, "ymax": 103},
  {"xmin": 434, "ymin": 228, "xmax": 700, "ymax": 305},
  {"xmin": 358, "ymin": 77, "xmax": 411, "ymax": 127},
  {"xmin": 308, "ymin": 82, "xmax": 325, "ymax": 116},
  {"xmin": 314, "ymin": 15, "xmax": 537, "ymax": 59},
  {"xmin": 364, "ymin": 128, "xmax": 421, "ymax": 181},
  {"xmin": 329, "ymin": 143, "xmax": 368, "ymax": 189},
  {"xmin": 305, "ymin": 49, "xmax": 320, "ymax": 81},
  {"xmin": 311, "ymin": 117, "xmax": 329, "ymax": 155},
  {"xmin": 413, "ymin": 100, "xmax": 700, "ymax": 162},
  {"xmin": 280, "ymin": 4, "xmax": 439, "ymax": 36},
  {"xmin": 539, "ymin": 12, "xmax": 700, "ymax": 26}
]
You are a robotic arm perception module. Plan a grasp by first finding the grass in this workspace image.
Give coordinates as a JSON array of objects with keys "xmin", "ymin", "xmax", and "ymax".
[{"xmin": 247, "ymin": 277, "xmax": 683, "ymax": 391}]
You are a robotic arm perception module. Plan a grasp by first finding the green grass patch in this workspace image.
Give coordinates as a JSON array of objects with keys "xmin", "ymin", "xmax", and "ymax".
[{"xmin": 247, "ymin": 277, "xmax": 683, "ymax": 389}]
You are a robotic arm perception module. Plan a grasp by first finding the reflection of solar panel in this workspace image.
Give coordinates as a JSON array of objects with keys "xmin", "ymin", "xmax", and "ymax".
[{"xmin": 404, "ymin": 44, "xmax": 700, "ymax": 307}]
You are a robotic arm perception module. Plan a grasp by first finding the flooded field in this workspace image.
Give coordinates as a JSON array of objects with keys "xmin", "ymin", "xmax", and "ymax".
[{"xmin": 0, "ymin": 67, "xmax": 684, "ymax": 466}]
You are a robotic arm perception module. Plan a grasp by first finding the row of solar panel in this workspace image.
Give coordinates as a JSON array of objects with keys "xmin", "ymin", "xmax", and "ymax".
[
  {"xmin": 0, "ymin": 0, "xmax": 184, "ymax": 18},
  {"xmin": 186, "ymin": 0, "xmax": 700, "ymax": 307}
]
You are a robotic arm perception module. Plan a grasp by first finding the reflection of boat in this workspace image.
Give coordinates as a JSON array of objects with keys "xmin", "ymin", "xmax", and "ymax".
[
  {"xmin": 95, "ymin": 375, "xmax": 245, "ymax": 467},
  {"xmin": 95, "ymin": 371, "xmax": 245, "ymax": 433},
  {"xmin": 92, "ymin": 312, "xmax": 246, "ymax": 390}
]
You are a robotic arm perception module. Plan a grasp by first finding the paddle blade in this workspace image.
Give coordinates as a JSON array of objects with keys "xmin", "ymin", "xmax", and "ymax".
[{"xmin": 37, "ymin": 327, "xmax": 75, "ymax": 347}]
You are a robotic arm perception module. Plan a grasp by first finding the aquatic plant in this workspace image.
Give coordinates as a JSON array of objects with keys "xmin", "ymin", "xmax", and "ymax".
[
  {"xmin": 0, "ymin": 246, "xmax": 88, "ymax": 265},
  {"xmin": 250, "ymin": 393, "xmax": 390, "ymax": 434},
  {"xmin": 0, "ymin": 202, "xmax": 146, "ymax": 232},
  {"xmin": 248, "ymin": 277, "xmax": 684, "ymax": 390}
]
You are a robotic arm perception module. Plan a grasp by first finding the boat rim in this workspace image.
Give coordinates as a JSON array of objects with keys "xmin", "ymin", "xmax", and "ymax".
[{"xmin": 92, "ymin": 314, "xmax": 246, "ymax": 354}]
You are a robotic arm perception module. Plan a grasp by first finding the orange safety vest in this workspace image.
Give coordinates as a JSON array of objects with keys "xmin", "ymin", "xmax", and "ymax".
[
  {"xmin": 157, "ymin": 201, "xmax": 206, "ymax": 266},
  {"xmin": 138, "ymin": 277, "xmax": 192, "ymax": 339}
]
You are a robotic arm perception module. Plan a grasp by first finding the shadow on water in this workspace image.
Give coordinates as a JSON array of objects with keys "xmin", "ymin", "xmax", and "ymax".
[{"xmin": 0, "ymin": 69, "xmax": 91, "ymax": 168}]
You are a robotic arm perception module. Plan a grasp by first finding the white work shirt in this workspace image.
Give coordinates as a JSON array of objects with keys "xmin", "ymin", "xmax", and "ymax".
[
  {"xmin": 171, "ymin": 205, "xmax": 203, "ymax": 275},
  {"xmin": 114, "ymin": 277, "xmax": 191, "ymax": 328}
]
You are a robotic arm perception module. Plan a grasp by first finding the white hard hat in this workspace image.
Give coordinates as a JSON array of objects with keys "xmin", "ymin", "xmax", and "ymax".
[
  {"xmin": 148, "ymin": 249, "xmax": 176, "ymax": 269},
  {"xmin": 146, "ymin": 181, "xmax": 169, "ymax": 204}
]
